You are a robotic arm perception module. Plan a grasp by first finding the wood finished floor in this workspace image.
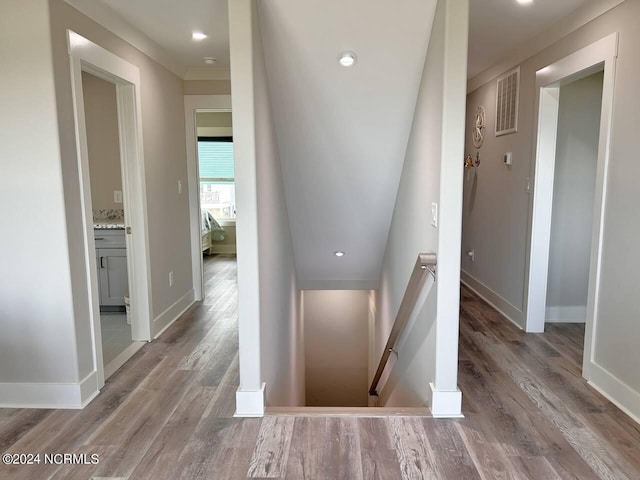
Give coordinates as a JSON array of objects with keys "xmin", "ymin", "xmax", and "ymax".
[{"xmin": 1, "ymin": 257, "xmax": 639, "ymax": 479}]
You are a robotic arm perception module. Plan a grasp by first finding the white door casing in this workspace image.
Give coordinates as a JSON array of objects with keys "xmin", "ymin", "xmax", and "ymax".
[{"xmin": 67, "ymin": 30, "xmax": 153, "ymax": 389}]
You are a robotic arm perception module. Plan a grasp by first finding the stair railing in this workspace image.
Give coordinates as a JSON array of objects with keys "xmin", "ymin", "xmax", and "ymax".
[{"xmin": 369, "ymin": 252, "xmax": 437, "ymax": 397}]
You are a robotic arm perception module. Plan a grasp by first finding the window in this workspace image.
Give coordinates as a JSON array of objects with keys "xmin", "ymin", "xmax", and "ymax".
[{"xmin": 198, "ymin": 137, "xmax": 235, "ymax": 220}]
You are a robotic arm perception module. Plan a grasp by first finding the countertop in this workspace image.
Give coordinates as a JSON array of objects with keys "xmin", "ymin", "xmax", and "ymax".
[{"xmin": 94, "ymin": 221, "xmax": 125, "ymax": 230}]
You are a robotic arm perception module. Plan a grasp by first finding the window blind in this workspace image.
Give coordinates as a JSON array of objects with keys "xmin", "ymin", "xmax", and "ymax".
[{"xmin": 198, "ymin": 140, "xmax": 234, "ymax": 180}]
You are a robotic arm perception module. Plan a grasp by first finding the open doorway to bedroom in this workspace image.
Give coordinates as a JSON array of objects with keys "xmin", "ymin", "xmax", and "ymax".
[
  {"xmin": 184, "ymin": 96, "xmax": 234, "ymax": 303},
  {"xmin": 195, "ymin": 112, "xmax": 237, "ymax": 302}
]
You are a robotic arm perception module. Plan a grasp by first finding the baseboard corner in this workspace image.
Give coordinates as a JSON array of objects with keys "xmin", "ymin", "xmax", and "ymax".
[
  {"xmin": 428, "ymin": 383, "xmax": 464, "ymax": 418},
  {"xmin": 234, "ymin": 383, "xmax": 266, "ymax": 417}
]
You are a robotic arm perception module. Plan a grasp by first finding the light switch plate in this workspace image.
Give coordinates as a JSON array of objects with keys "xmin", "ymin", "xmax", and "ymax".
[
  {"xmin": 177, "ymin": 180, "xmax": 182, "ymax": 194},
  {"xmin": 431, "ymin": 202, "xmax": 438, "ymax": 228},
  {"xmin": 114, "ymin": 191, "xmax": 122, "ymax": 203}
]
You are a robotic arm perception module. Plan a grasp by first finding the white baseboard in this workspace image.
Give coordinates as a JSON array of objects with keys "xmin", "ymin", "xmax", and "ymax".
[
  {"xmin": 235, "ymin": 383, "xmax": 266, "ymax": 417},
  {"xmin": 153, "ymin": 289, "xmax": 195, "ymax": 339},
  {"xmin": 461, "ymin": 271, "xmax": 524, "ymax": 329},
  {"xmin": 428, "ymin": 383, "xmax": 464, "ymax": 418},
  {"xmin": 209, "ymin": 245, "xmax": 237, "ymax": 254},
  {"xmin": 104, "ymin": 341, "xmax": 146, "ymax": 380},
  {"xmin": 545, "ymin": 305, "xmax": 586, "ymax": 323},
  {"xmin": 0, "ymin": 370, "xmax": 99, "ymax": 409},
  {"xmin": 588, "ymin": 362, "xmax": 640, "ymax": 425}
]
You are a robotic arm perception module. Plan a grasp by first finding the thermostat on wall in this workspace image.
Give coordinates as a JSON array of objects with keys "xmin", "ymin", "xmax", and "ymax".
[{"xmin": 504, "ymin": 152, "xmax": 513, "ymax": 166}]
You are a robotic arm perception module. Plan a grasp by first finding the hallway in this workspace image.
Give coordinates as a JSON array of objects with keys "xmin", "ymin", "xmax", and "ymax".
[{"xmin": 1, "ymin": 260, "xmax": 639, "ymax": 478}]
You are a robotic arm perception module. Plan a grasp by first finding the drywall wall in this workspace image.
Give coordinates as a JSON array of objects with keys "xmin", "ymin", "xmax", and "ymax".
[
  {"xmin": 229, "ymin": 0, "xmax": 304, "ymax": 411},
  {"xmin": 49, "ymin": 0, "xmax": 193, "ymax": 345},
  {"xmin": 184, "ymin": 80, "xmax": 232, "ymax": 95},
  {"xmin": 253, "ymin": 0, "xmax": 303, "ymax": 407},
  {"xmin": 374, "ymin": 0, "xmax": 468, "ymax": 415},
  {"xmin": 0, "ymin": 0, "xmax": 79, "ymax": 400},
  {"xmin": 196, "ymin": 111, "xmax": 233, "ymax": 137},
  {"xmin": 462, "ymin": 0, "xmax": 640, "ymax": 420},
  {"xmin": 196, "ymin": 111, "xmax": 233, "ymax": 127},
  {"xmin": 303, "ymin": 290, "xmax": 369, "ymax": 407},
  {"xmin": 546, "ymin": 72, "xmax": 603, "ymax": 322},
  {"xmin": 82, "ymin": 71, "xmax": 123, "ymax": 212}
]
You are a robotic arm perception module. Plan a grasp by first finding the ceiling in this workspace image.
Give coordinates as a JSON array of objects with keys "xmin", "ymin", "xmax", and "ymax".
[
  {"xmin": 468, "ymin": 0, "xmax": 600, "ymax": 78},
  {"xmin": 71, "ymin": 0, "xmax": 611, "ymax": 288},
  {"xmin": 258, "ymin": 0, "xmax": 437, "ymax": 288},
  {"xmin": 74, "ymin": 0, "xmax": 604, "ymax": 81},
  {"xmin": 70, "ymin": 0, "xmax": 231, "ymax": 78}
]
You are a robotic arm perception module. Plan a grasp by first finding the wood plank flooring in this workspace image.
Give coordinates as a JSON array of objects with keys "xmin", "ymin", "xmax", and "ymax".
[{"xmin": 1, "ymin": 258, "xmax": 639, "ymax": 479}]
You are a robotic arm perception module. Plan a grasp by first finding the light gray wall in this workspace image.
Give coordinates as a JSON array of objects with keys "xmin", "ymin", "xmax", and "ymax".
[
  {"xmin": 252, "ymin": 0, "xmax": 304, "ymax": 406},
  {"xmin": 49, "ymin": 0, "xmax": 193, "ymax": 346},
  {"xmin": 184, "ymin": 80, "xmax": 231, "ymax": 96},
  {"xmin": 82, "ymin": 71, "xmax": 123, "ymax": 212},
  {"xmin": 547, "ymin": 72, "xmax": 603, "ymax": 315},
  {"xmin": 462, "ymin": 0, "xmax": 640, "ymax": 416},
  {"xmin": 374, "ymin": 0, "xmax": 468, "ymax": 409},
  {"xmin": 303, "ymin": 290, "xmax": 369, "ymax": 407},
  {"xmin": 0, "ymin": 0, "xmax": 79, "ymax": 387}
]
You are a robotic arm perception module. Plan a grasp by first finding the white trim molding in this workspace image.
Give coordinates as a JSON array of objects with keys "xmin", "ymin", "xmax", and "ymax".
[
  {"xmin": 235, "ymin": 383, "xmax": 266, "ymax": 417},
  {"xmin": 153, "ymin": 289, "xmax": 195, "ymax": 339},
  {"xmin": 0, "ymin": 371, "xmax": 99, "ymax": 409},
  {"xmin": 589, "ymin": 363, "xmax": 640, "ymax": 426},
  {"xmin": 461, "ymin": 270, "xmax": 524, "ymax": 329},
  {"xmin": 429, "ymin": 383, "xmax": 463, "ymax": 418},
  {"xmin": 525, "ymin": 32, "xmax": 618, "ymax": 345},
  {"xmin": 68, "ymin": 30, "xmax": 154, "ymax": 395},
  {"xmin": 545, "ymin": 305, "xmax": 587, "ymax": 323}
]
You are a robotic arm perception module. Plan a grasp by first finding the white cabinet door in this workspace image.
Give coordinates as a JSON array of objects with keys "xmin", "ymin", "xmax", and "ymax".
[{"xmin": 97, "ymin": 248, "xmax": 128, "ymax": 306}]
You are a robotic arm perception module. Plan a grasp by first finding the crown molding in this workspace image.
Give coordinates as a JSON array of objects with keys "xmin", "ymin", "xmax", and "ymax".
[
  {"xmin": 467, "ymin": 0, "xmax": 625, "ymax": 93},
  {"xmin": 63, "ymin": 0, "xmax": 187, "ymax": 78}
]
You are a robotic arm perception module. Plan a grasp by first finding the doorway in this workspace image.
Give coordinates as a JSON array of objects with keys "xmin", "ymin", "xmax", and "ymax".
[
  {"xmin": 525, "ymin": 33, "xmax": 618, "ymax": 380},
  {"xmin": 184, "ymin": 95, "xmax": 233, "ymax": 301},
  {"xmin": 69, "ymin": 31, "xmax": 153, "ymax": 388},
  {"xmin": 82, "ymin": 71, "xmax": 144, "ymax": 379}
]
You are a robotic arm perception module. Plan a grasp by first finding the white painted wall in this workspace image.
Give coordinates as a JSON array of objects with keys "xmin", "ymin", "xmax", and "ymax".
[
  {"xmin": 0, "ymin": 0, "xmax": 195, "ymax": 407},
  {"xmin": 51, "ymin": 0, "xmax": 193, "ymax": 344},
  {"xmin": 462, "ymin": 0, "xmax": 640, "ymax": 421},
  {"xmin": 374, "ymin": 0, "xmax": 468, "ymax": 416},
  {"xmin": 0, "ymin": 0, "xmax": 79, "ymax": 400},
  {"xmin": 82, "ymin": 71, "xmax": 123, "ymax": 212},
  {"xmin": 546, "ymin": 72, "xmax": 603, "ymax": 322},
  {"xmin": 50, "ymin": 0, "xmax": 194, "ymax": 343},
  {"xmin": 303, "ymin": 290, "xmax": 369, "ymax": 407},
  {"xmin": 229, "ymin": 0, "xmax": 304, "ymax": 412},
  {"xmin": 253, "ymin": 0, "xmax": 304, "ymax": 408}
]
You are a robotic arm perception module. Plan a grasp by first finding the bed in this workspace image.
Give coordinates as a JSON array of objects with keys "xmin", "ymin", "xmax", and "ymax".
[{"xmin": 201, "ymin": 211, "xmax": 225, "ymax": 254}]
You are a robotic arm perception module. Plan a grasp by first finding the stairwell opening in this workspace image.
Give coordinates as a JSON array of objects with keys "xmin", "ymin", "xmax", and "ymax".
[{"xmin": 301, "ymin": 290, "xmax": 373, "ymax": 407}]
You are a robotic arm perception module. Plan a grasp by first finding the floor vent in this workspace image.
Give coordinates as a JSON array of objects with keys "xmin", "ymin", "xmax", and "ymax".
[{"xmin": 496, "ymin": 67, "xmax": 520, "ymax": 136}]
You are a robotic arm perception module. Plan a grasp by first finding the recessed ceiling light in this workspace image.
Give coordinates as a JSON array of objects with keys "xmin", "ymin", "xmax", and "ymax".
[
  {"xmin": 192, "ymin": 32, "xmax": 207, "ymax": 41},
  {"xmin": 338, "ymin": 51, "xmax": 357, "ymax": 67},
  {"xmin": 334, "ymin": 251, "xmax": 345, "ymax": 257},
  {"xmin": 516, "ymin": 0, "xmax": 533, "ymax": 4},
  {"xmin": 202, "ymin": 57, "xmax": 217, "ymax": 65}
]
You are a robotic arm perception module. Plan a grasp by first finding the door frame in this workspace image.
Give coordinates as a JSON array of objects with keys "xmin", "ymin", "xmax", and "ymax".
[
  {"xmin": 68, "ymin": 30, "xmax": 153, "ymax": 388},
  {"xmin": 524, "ymin": 33, "xmax": 618, "ymax": 377},
  {"xmin": 184, "ymin": 95, "xmax": 232, "ymax": 301}
]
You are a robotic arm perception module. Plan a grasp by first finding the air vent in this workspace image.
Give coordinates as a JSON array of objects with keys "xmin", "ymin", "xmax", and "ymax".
[{"xmin": 495, "ymin": 67, "xmax": 520, "ymax": 136}]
